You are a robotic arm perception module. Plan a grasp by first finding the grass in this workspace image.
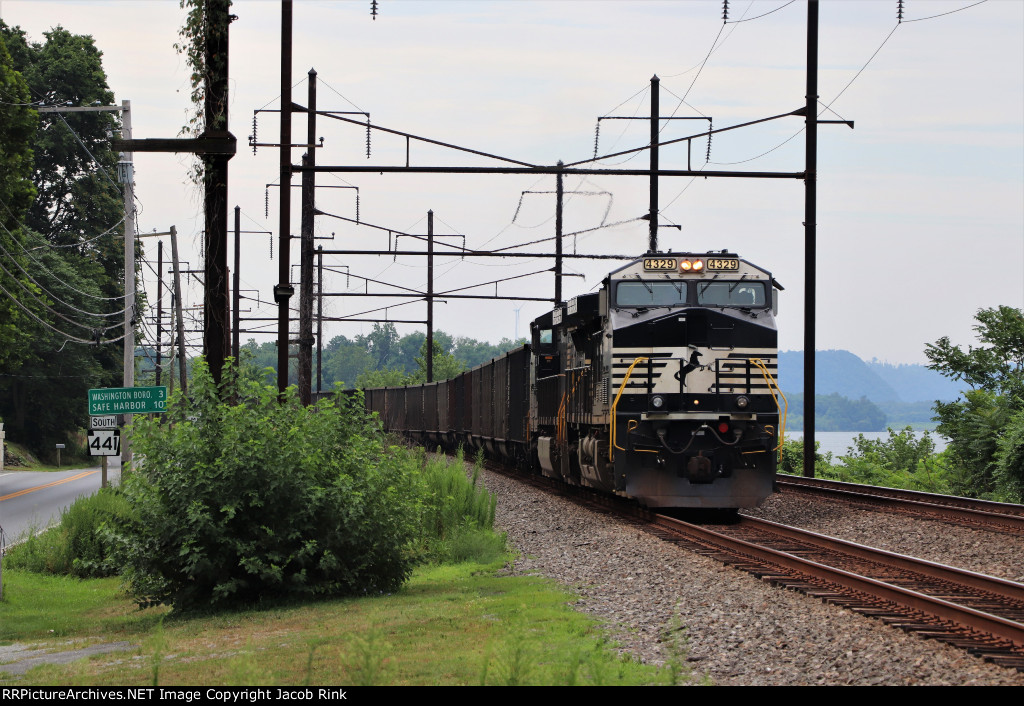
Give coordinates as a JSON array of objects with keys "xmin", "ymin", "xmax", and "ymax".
[
  {"xmin": 0, "ymin": 560, "xmax": 700, "ymax": 686},
  {"xmin": 2, "ymin": 440, "xmax": 96, "ymax": 472}
]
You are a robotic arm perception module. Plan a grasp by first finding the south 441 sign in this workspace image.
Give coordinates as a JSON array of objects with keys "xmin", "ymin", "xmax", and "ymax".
[{"xmin": 88, "ymin": 429, "xmax": 121, "ymax": 457}]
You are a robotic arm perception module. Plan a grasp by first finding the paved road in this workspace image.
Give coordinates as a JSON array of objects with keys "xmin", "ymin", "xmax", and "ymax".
[{"xmin": 0, "ymin": 460, "xmax": 122, "ymax": 547}]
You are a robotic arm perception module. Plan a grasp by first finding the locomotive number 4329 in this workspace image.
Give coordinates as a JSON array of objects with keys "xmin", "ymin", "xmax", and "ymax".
[
  {"xmin": 707, "ymin": 258, "xmax": 740, "ymax": 271},
  {"xmin": 643, "ymin": 258, "xmax": 676, "ymax": 271}
]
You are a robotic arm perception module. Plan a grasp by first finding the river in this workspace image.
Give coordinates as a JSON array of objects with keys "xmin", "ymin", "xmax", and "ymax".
[{"xmin": 786, "ymin": 430, "xmax": 948, "ymax": 458}]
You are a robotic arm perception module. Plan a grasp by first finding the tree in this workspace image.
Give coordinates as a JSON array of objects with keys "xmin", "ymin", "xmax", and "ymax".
[
  {"xmin": 0, "ymin": 24, "xmax": 128, "ymax": 456},
  {"xmin": 1, "ymin": 24, "xmax": 121, "ymax": 254},
  {"xmin": 926, "ymin": 306, "xmax": 1024, "ymax": 499},
  {"xmin": 406, "ymin": 338, "xmax": 466, "ymax": 384},
  {"xmin": 366, "ymin": 322, "xmax": 400, "ymax": 369},
  {"xmin": 322, "ymin": 334, "xmax": 373, "ymax": 388},
  {"xmin": 0, "ymin": 30, "xmax": 36, "ymax": 375},
  {"xmin": 926, "ymin": 306, "xmax": 1024, "ymax": 400},
  {"xmin": 1, "ymin": 230, "xmax": 116, "ymax": 452}
]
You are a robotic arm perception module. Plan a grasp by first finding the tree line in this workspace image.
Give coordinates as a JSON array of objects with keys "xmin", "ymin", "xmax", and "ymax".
[{"xmin": 235, "ymin": 322, "xmax": 527, "ymax": 390}]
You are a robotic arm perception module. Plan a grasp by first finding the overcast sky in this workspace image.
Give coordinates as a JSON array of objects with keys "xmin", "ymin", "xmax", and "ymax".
[{"xmin": 2, "ymin": 0, "xmax": 1021, "ymax": 365}]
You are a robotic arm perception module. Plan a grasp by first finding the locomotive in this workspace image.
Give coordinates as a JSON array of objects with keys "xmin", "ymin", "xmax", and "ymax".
[{"xmin": 364, "ymin": 251, "xmax": 785, "ymax": 509}]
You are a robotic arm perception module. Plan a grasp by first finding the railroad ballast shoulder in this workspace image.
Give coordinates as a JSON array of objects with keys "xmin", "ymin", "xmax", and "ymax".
[{"xmin": 364, "ymin": 251, "xmax": 785, "ymax": 509}]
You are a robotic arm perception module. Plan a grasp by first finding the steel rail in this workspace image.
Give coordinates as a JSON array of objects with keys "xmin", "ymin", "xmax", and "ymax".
[
  {"xmin": 652, "ymin": 514, "xmax": 1024, "ymax": 651},
  {"xmin": 741, "ymin": 516, "xmax": 1024, "ymax": 605},
  {"xmin": 776, "ymin": 476, "xmax": 1024, "ymax": 532}
]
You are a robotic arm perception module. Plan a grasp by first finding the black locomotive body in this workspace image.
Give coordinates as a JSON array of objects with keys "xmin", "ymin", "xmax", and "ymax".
[{"xmin": 364, "ymin": 251, "xmax": 784, "ymax": 509}]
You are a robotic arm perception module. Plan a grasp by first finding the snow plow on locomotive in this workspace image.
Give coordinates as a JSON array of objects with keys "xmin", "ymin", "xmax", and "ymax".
[{"xmin": 364, "ymin": 251, "xmax": 786, "ymax": 509}]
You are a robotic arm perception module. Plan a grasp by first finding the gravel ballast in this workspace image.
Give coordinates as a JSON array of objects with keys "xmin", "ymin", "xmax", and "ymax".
[{"xmin": 482, "ymin": 469, "xmax": 1024, "ymax": 686}]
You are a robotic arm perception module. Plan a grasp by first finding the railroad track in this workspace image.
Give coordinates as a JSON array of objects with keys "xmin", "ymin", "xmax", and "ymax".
[
  {"xmin": 648, "ymin": 514, "xmax": 1024, "ymax": 671},
  {"xmin": 482, "ymin": 460, "xmax": 1024, "ymax": 671},
  {"xmin": 775, "ymin": 475, "xmax": 1024, "ymax": 535}
]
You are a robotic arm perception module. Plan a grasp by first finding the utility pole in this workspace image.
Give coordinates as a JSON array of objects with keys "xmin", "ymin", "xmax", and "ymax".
[
  {"xmin": 317, "ymin": 244, "xmax": 323, "ymax": 396},
  {"xmin": 298, "ymin": 68, "xmax": 317, "ymax": 405},
  {"xmin": 803, "ymin": 0, "xmax": 819, "ymax": 477},
  {"xmin": 276, "ymin": 0, "xmax": 295, "ymax": 395},
  {"xmin": 427, "ymin": 210, "xmax": 434, "ymax": 383},
  {"xmin": 170, "ymin": 226, "xmax": 188, "ymax": 393},
  {"xmin": 156, "ymin": 239, "xmax": 163, "ymax": 387},
  {"xmin": 649, "ymin": 75, "xmax": 659, "ymax": 253},
  {"xmin": 233, "ymin": 205, "xmax": 241, "ymax": 360},
  {"xmin": 555, "ymin": 163, "xmax": 563, "ymax": 305},
  {"xmin": 120, "ymin": 99, "xmax": 136, "ymax": 471},
  {"xmin": 203, "ymin": 0, "xmax": 233, "ymax": 386},
  {"xmin": 167, "ymin": 301, "xmax": 176, "ymax": 396},
  {"xmin": 110, "ymin": 4, "xmax": 236, "ymax": 388}
]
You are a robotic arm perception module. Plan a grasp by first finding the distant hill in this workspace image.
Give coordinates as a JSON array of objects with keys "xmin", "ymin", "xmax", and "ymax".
[
  {"xmin": 778, "ymin": 350, "xmax": 961, "ymax": 404},
  {"xmin": 865, "ymin": 359, "xmax": 963, "ymax": 403},
  {"xmin": 779, "ymin": 350, "xmax": 900, "ymax": 402}
]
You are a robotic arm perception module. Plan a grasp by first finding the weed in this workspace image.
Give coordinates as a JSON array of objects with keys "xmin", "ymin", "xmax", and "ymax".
[
  {"xmin": 495, "ymin": 634, "xmax": 534, "ymax": 686},
  {"xmin": 148, "ymin": 617, "xmax": 167, "ymax": 687},
  {"xmin": 345, "ymin": 631, "xmax": 389, "ymax": 686}
]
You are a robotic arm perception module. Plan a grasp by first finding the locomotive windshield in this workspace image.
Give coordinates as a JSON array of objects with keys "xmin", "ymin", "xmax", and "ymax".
[
  {"xmin": 697, "ymin": 280, "xmax": 766, "ymax": 308},
  {"xmin": 615, "ymin": 281, "xmax": 687, "ymax": 307}
]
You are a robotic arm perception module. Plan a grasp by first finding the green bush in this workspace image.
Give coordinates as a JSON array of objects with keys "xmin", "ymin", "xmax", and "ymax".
[
  {"xmin": 780, "ymin": 428, "xmax": 958, "ymax": 495},
  {"xmin": 113, "ymin": 361, "xmax": 422, "ymax": 611},
  {"xmin": 778, "ymin": 438, "xmax": 834, "ymax": 476},
  {"xmin": 4, "ymin": 487, "xmax": 132, "ymax": 577},
  {"xmin": 994, "ymin": 408, "xmax": 1024, "ymax": 502}
]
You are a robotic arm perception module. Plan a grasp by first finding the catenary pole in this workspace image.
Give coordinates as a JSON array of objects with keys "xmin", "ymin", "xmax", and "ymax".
[
  {"xmin": 298, "ymin": 68, "xmax": 317, "ymax": 405},
  {"xmin": 276, "ymin": 0, "xmax": 294, "ymax": 395},
  {"xmin": 427, "ymin": 210, "xmax": 434, "ymax": 383},
  {"xmin": 803, "ymin": 0, "xmax": 819, "ymax": 478},
  {"xmin": 649, "ymin": 75, "xmax": 659, "ymax": 253}
]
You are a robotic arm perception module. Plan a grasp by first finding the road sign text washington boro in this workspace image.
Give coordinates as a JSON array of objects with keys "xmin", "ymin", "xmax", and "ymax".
[{"xmin": 89, "ymin": 386, "xmax": 167, "ymax": 415}]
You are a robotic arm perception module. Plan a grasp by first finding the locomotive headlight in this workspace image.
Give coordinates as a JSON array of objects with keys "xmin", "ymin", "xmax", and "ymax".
[
  {"xmin": 692, "ymin": 259, "xmax": 704, "ymax": 272},
  {"xmin": 679, "ymin": 260, "xmax": 692, "ymax": 271},
  {"xmin": 650, "ymin": 394, "xmax": 666, "ymax": 410},
  {"xmin": 735, "ymin": 395, "xmax": 750, "ymax": 409}
]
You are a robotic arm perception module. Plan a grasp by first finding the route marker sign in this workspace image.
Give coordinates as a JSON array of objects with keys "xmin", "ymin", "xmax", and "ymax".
[
  {"xmin": 88, "ymin": 386, "xmax": 167, "ymax": 415},
  {"xmin": 87, "ymin": 429, "xmax": 121, "ymax": 456},
  {"xmin": 90, "ymin": 415, "xmax": 118, "ymax": 430}
]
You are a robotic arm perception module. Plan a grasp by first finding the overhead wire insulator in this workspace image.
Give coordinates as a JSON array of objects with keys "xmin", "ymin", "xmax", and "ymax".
[
  {"xmin": 371, "ymin": 0, "xmax": 378, "ymax": 21},
  {"xmin": 365, "ymin": 118, "xmax": 371, "ymax": 158},
  {"xmin": 593, "ymin": 121, "xmax": 600, "ymax": 160},
  {"xmin": 264, "ymin": 186, "xmax": 269, "ymax": 219},
  {"xmin": 269, "ymin": 233, "xmax": 273, "ymax": 260},
  {"xmin": 706, "ymin": 121, "xmax": 713, "ymax": 162},
  {"xmin": 897, "ymin": 0, "xmax": 904, "ymax": 22},
  {"xmin": 356, "ymin": 193, "xmax": 360, "ymax": 223},
  {"xmin": 252, "ymin": 113, "xmax": 258, "ymax": 155},
  {"xmin": 722, "ymin": 0, "xmax": 729, "ymax": 22}
]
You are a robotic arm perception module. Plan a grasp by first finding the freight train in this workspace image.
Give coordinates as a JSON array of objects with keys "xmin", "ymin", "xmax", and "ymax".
[{"xmin": 364, "ymin": 251, "xmax": 785, "ymax": 509}]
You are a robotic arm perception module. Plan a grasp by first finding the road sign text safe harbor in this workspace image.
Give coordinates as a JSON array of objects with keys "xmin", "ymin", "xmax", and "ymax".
[{"xmin": 88, "ymin": 386, "xmax": 167, "ymax": 415}]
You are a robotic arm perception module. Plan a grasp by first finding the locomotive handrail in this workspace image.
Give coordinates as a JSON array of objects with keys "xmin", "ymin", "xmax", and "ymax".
[
  {"xmin": 750, "ymin": 357, "xmax": 787, "ymax": 456},
  {"xmin": 558, "ymin": 368, "xmax": 589, "ymax": 443},
  {"xmin": 609, "ymin": 356, "xmax": 650, "ymax": 462}
]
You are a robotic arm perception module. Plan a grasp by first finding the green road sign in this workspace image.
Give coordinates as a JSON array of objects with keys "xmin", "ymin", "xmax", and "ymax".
[{"xmin": 88, "ymin": 386, "xmax": 168, "ymax": 415}]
